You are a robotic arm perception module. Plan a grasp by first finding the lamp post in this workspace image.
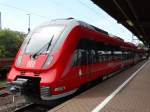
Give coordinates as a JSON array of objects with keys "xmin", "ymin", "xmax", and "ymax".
[
  {"xmin": 0, "ymin": 12, "xmax": 2, "ymax": 30},
  {"xmin": 27, "ymin": 14, "xmax": 30, "ymax": 33}
]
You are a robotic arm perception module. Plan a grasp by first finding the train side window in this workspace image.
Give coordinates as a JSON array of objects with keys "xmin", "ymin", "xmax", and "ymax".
[
  {"xmin": 78, "ymin": 50, "xmax": 88, "ymax": 65},
  {"xmin": 71, "ymin": 49, "xmax": 88, "ymax": 66},
  {"xmin": 95, "ymin": 50, "xmax": 99, "ymax": 63},
  {"xmin": 90, "ymin": 50, "xmax": 96, "ymax": 64},
  {"xmin": 98, "ymin": 51, "xmax": 104, "ymax": 62},
  {"xmin": 122, "ymin": 52, "xmax": 127, "ymax": 60},
  {"xmin": 71, "ymin": 51, "xmax": 78, "ymax": 66}
]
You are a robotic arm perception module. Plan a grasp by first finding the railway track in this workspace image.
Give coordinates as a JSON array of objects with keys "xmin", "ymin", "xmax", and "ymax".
[
  {"xmin": 0, "ymin": 65, "xmax": 134, "ymax": 112},
  {"xmin": 0, "ymin": 82, "xmax": 10, "ymax": 97},
  {"xmin": 13, "ymin": 103, "xmax": 51, "ymax": 112}
]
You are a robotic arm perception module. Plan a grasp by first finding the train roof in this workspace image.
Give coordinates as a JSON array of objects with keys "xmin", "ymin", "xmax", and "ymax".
[
  {"xmin": 39, "ymin": 18, "xmax": 107, "ymax": 34},
  {"xmin": 39, "ymin": 18, "xmax": 140, "ymax": 52}
]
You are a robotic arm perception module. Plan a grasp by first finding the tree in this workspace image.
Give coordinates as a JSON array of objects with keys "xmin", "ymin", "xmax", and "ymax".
[
  {"xmin": 0, "ymin": 45, "xmax": 6, "ymax": 57},
  {"xmin": 137, "ymin": 43, "xmax": 145, "ymax": 49},
  {"xmin": 0, "ymin": 29, "xmax": 24, "ymax": 58}
]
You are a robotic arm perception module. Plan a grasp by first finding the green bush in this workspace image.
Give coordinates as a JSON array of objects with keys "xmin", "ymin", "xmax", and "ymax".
[{"xmin": 0, "ymin": 29, "xmax": 24, "ymax": 58}]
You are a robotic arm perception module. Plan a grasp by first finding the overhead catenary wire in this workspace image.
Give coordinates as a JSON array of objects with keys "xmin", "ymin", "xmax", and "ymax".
[
  {"xmin": 0, "ymin": 0, "xmax": 140, "ymax": 44},
  {"xmin": 49, "ymin": 0, "xmax": 96, "ymax": 22},
  {"xmin": 78, "ymin": 0, "xmax": 124, "ymax": 36},
  {"xmin": 0, "ymin": 2, "xmax": 50, "ymax": 20},
  {"xmin": 78, "ymin": 0, "xmax": 115, "ymax": 24},
  {"xmin": 0, "ymin": 0, "xmax": 118, "ymax": 25},
  {"xmin": 48, "ymin": 0, "xmax": 110, "ymax": 24},
  {"xmin": 112, "ymin": 0, "xmax": 141, "ymax": 43},
  {"xmin": 78, "ymin": 0, "xmax": 141, "ymax": 43}
]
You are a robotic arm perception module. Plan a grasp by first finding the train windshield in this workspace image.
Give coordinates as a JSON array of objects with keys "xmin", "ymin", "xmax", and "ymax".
[{"xmin": 22, "ymin": 25, "xmax": 65, "ymax": 54}]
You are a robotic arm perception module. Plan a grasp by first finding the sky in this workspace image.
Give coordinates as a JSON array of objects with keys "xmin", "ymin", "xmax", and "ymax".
[{"xmin": 0, "ymin": 0, "xmax": 140, "ymax": 44}]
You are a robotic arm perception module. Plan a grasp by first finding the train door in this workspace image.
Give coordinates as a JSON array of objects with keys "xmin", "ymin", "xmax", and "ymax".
[
  {"xmin": 69, "ymin": 49, "xmax": 91, "ymax": 88},
  {"xmin": 87, "ymin": 50, "xmax": 96, "ymax": 81},
  {"xmin": 77, "ymin": 49, "xmax": 91, "ymax": 84}
]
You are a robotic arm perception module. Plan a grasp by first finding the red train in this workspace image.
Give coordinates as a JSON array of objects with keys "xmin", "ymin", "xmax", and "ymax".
[{"xmin": 7, "ymin": 18, "xmax": 145, "ymax": 102}]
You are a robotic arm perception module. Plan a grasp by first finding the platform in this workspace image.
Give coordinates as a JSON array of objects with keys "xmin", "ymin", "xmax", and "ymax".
[{"xmin": 48, "ymin": 60, "xmax": 150, "ymax": 112}]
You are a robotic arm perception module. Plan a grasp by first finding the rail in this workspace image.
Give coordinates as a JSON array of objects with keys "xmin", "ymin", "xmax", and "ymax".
[
  {"xmin": 0, "ymin": 83, "xmax": 9, "ymax": 97},
  {"xmin": 13, "ymin": 103, "xmax": 50, "ymax": 112}
]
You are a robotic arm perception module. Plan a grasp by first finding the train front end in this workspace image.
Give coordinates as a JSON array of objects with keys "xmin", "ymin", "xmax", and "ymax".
[{"xmin": 7, "ymin": 20, "xmax": 73, "ymax": 101}]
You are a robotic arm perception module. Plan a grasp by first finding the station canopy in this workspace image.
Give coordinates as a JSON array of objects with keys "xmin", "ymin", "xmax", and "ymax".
[{"xmin": 92, "ymin": 0, "xmax": 150, "ymax": 47}]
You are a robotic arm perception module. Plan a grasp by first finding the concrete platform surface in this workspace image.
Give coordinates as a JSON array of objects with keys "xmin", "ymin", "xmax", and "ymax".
[
  {"xmin": 101, "ymin": 60, "xmax": 150, "ymax": 112},
  {"xmin": 48, "ymin": 60, "xmax": 149, "ymax": 112}
]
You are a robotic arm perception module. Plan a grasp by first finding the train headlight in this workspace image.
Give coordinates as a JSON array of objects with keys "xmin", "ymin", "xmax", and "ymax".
[
  {"xmin": 54, "ymin": 86, "xmax": 65, "ymax": 92},
  {"xmin": 43, "ymin": 55, "xmax": 53, "ymax": 68},
  {"xmin": 40, "ymin": 86, "xmax": 51, "ymax": 96},
  {"xmin": 16, "ymin": 55, "xmax": 23, "ymax": 66}
]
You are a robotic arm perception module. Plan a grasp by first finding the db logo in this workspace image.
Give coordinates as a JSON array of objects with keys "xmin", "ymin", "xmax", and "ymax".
[{"xmin": 26, "ymin": 61, "xmax": 36, "ymax": 68}]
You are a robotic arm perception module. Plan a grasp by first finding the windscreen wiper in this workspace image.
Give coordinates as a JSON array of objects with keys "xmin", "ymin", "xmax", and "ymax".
[
  {"xmin": 46, "ymin": 35, "xmax": 54, "ymax": 52},
  {"xmin": 32, "ymin": 35, "xmax": 54, "ymax": 58},
  {"xmin": 23, "ymin": 37, "xmax": 31, "ymax": 53}
]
